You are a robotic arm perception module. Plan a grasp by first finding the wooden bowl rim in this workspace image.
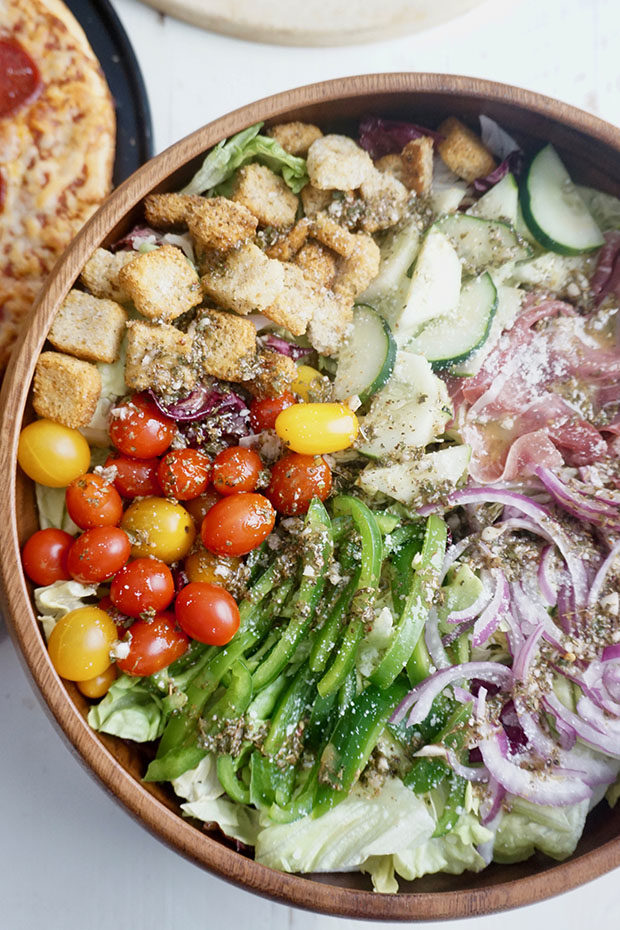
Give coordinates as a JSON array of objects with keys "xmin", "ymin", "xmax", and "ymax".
[{"xmin": 2, "ymin": 72, "xmax": 620, "ymax": 920}]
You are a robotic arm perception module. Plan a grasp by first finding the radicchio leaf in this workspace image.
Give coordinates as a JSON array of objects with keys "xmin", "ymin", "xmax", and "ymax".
[{"xmin": 358, "ymin": 115, "xmax": 443, "ymax": 159}]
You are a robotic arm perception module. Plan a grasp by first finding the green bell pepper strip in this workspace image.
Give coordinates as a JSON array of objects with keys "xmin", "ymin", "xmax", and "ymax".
[
  {"xmin": 313, "ymin": 679, "xmax": 408, "ymax": 817},
  {"xmin": 201, "ymin": 659, "xmax": 253, "ymax": 735},
  {"xmin": 403, "ymin": 701, "xmax": 472, "ymax": 794},
  {"xmin": 371, "ymin": 514, "xmax": 447, "ymax": 690},
  {"xmin": 317, "ymin": 614, "xmax": 364, "ymax": 698},
  {"xmin": 252, "ymin": 499, "xmax": 333, "ymax": 691},
  {"xmin": 337, "ymin": 664, "xmax": 357, "ymax": 714},
  {"xmin": 308, "ymin": 570, "xmax": 360, "ymax": 673},
  {"xmin": 433, "ymin": 770, "xmax": 468, "ymax": 837},
  {"xmin": 406, "ymin": 635, "xmax": 433, "ymax": 687},
  {"xmin": 217, "ymin": 752, "xmax": 251, "ymax": 804},
  {"xmin": 384, "ymin": 523, "xmax": 426, "ymax": 558}
]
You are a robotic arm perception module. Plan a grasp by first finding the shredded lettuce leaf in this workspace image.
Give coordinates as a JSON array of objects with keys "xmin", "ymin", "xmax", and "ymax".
[
  {"xmin": 80, "ymin": 348, "xmax": 127, "ymax": 448},
  {"xmin": 35, "ymin": 484, "xmax": 80, "ymax": 534},
  {"xmin": 577, "ymin": 185, "xmax": 620, "ymax": 231},
  {"xmin": 493, "ymin": 795, "xmax": 589, "ymax": 863},
  {"xmin": 88, "ymin": 674, "xmax": 166, "ymax": 742},
  {"xmin": 35, "ymin": 579, "xmax": 98, "ymax": 639},
  {"xmin": 392, "ymin": 811, "xmax": 492, "ymax": 883}
]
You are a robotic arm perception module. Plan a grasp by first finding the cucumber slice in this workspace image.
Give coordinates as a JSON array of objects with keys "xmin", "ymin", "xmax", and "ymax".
[
  {"xmin": 410, "ymin": 272, "xmax": 498, "ymax": 370},
  {"xmin": 333, "ymin": 304, "xmax": 396, "ymax": 402},
  {"xmin": 360, "ymin": 218, "xmax": 421, "ymax": 321},
  {"xmin": 436, "ymin": 213, "xmax": 531, "ymax": 274},
  {"xmin": 451, "ymin": 282, "xmax": 524, "ymax": 377},
  {"xmin": 520, "ymin": 144, "xmax": 604, "ymax": 255},
  {"xmin": 467, "ymin": 172, "xmax": 519, "ymax": 225},
  {"xmin": 358, "ymin": 445, "xmax": 471, "ymax": 506}
]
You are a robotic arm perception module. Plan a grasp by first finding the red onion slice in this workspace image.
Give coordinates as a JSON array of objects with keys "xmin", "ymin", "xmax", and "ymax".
[
  {"xmin": 538, "ymin": 545, "xmax": 558, "ymax": 606},
  {"xmin": 424, "ymin": 609, "xmax": 451, "ymax": 670},
  {"xmin": 544, "ymin": 693, "xmax": 620, "ymax": 759},
  {"xmin": 587, "ymin": 539, "xmax": 620, "ymax": 608},
  {"xmin": 445, "ymin": 586, "xmax": 492, "ymax": 624},
  {"xmin": 534, "ymin": 466, "xmax": 620, "ymax": 531},
  {"xmin": 472, "ymin": 571, "xmax": 509, "ymax": 648}
]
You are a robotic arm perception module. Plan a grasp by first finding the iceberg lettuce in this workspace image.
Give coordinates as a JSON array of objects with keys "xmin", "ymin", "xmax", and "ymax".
[
  {"xmin": 88, "ymin": 674, "xmax": 166, "ymax": 742},
  {"xmin": 493, "ymin": 795, "xmax": 588, "ymax": 863},
  {"xmin": 34, "ymin": 579, "xmax": 98, "ymax": 639},
  {"xmin": 391, "ymin": 811, "xmax": 492, "ymax": 883}
]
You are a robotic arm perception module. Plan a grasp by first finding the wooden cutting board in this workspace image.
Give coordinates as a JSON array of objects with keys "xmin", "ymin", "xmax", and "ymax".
[{"xmin": 139, "ymin": 0, "xmax": 486, "ymax": 46}]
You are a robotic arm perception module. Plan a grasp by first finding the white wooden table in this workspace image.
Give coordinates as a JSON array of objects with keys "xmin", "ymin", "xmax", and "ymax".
[{"xmin": 2, "ymin": 0, "xmax": 620, "ymax": 926}]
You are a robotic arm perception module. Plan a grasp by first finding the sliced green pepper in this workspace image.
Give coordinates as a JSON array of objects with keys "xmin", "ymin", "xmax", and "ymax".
[{"xmin": 309, "ymin": 570, "xmax": 360, "ymax": 673}]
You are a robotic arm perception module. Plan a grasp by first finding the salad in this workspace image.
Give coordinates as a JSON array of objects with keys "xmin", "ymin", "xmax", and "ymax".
[{"xmin": 16, "ymin": 113, "xmax": 620, "ymax": 892}]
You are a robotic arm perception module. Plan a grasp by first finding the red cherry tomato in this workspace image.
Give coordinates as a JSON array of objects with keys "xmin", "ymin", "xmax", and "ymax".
[
  {"xmin": 98, "ymin": 595, "xmax": 133, "ymax": 635},
  {"xmin": 109, "ymin": 392, "xmax": 176, "ymax": 459},
  {"xmin": 212, "ymin": 446, "xmax": 262, "ymax": 496},
  {"xmin": 157, "ymin": 448, "xmax": 211, "ymax": 500},
  {"xmin": 183, "ymin": 489, "xmax": 220, "ymax": 526},
  {"xmin": 65, "ymin": 472, "xmax": 123, "ymax": 529},
  {"xmin": 110, "ymin": 558, "xmax": 175, "ymax": 618},
  {"xmin": 201, "ymin": 493, "xmax": 275, "ymax": 557},
  {"xmin": 105, "ymin": 454, "xmax": 162, "ymax": 498},
  {"xmin": 67, "ymin": 526, "xmax": 131, "ymax": 583},
  {"xmin": 22, "ymin": 528, "xmax": 73, "ymax": 586},
  {"xmin": 249, "ymin": 391, "xmax": 296, "ymax": 432},
  {"xmin": 116, "ymin": 611, "xmax": 189, "ymax": 677},
  {"xmin": 175, "ymin": 582, "xmax": 240, "ymax": 646},
  {"xmin": 266, "ymin": 453, "xmax": 332, "ymax": 515}
]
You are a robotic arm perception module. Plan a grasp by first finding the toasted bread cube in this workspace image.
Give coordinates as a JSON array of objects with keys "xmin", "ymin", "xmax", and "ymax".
[
  {"xmin": 80, "ymin": 248, "xmax": 136, "ymax": 302},
  {"xmin": 266, "ymin": 121, "xmax": 323, "ymax": 156},
  {"xmin": 311, "ymin": 212, "xmax": 358, "ymax": 258},
  {"xmin": 306, "ymin": 135, "xmax": 374, "ymax": 191},
  {"xmin": 201, "ymin": 242, "xmax": 284, "ymax": 315},
  {"xmin": 401, "ymin": 137, "xmax": 434, "ymax": 195},
  {"xmin": 245, "ymin": 348, "xmax": 297, "ymax": 399},
  {"xmin": 192, "ymin": 309, "xmax": 257, "ymax": 382},
  {"xmin": 232, "ymin": 164, "xmax": 299, "ymax": 228},
  {"xmin": 359, "ymin": 169, "xmax": 408, "ymax": 232},
  {"xmin": 437, "ymin": 118, "xmax": 496, "ymax": 183},
  {"xmin": 375, "ymin": 154, "xmax": 405, "ymax": 184},
  {"xmin": 300, "ymin": 184, "xmax": 333, "ymax": 217},
  {"xmin": 293, "ymin": 240, "xmax": 336, "ymax": 289},
  {"xmin": 125, "ymin": 320, "xmax": 195, "ymax": 396},
  {"xmin": 33, "ymin": 352, "xmax": 101, "ymax": 428},
  {"xmin": 262, "ymin": 263, "xmax": 316, "ymax": 336},
  {"xmin": 186, "ymin": 197, "xmax": 258, "ymax": 252},
  {"xmin": 333, "ymin": 233, "xmax": 381, "ymax": 301},
  {"xmin": 307, "ymin": 293, "xmax": 353, "ymax": 356},
  {"xmin": 144, "ymin": 193, "xmax": 205, "ymax": 227},
  {"xmin": 265, "ymin": 218, "xmax": 310, "ymax": 261},
  {"xmin": 118, "ymin": 244, "xmax": 202, "ymax": 322},
  {"xmin": 48, "ymin": 289, "xmax": 127, "ymax": 364}
]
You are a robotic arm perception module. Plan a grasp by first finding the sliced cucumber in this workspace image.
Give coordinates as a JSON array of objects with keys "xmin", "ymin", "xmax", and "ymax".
[
  {"xmin": 435, "ymin": 213, "xmax": 531, "ymax": 274},
  {"xmin": 410, "ymin": 272, "xmax": 498, "ymax": 370},
  {"xmin": 467, "ymin": 172, "xmax": 519, "ymax": 225},
  {"xmin": 451, "ymin": 281, "xmax": 524, "ymax": 376},
  {"xmin": 520, "ymin": 144, "xmax": 604, "ymax": 255},
  {"xmin": 333, "ymin": 304, "xmax": 396, "ymax": 402},
  {"xmin": 430, "ymin": 154, "xmax": 468, "ymax": 214},
  {"xmin": 358, "ymin": 445, "xmax": 471, "ymax": 506},
  {"xmin": 393, "ymin": 228, "xmax": 462, "ymax": 348},
  {"xmin": 360, "ymin": 218, "xmax": 421, "ymax": 321}
]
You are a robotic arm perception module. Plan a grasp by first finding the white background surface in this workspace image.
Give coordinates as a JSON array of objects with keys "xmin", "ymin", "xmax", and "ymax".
[{"xmin": 2, "ymin": 0, "xmax": 620, "ymax": 927}]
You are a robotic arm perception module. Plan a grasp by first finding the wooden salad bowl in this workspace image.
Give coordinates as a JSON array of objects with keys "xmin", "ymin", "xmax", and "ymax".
[{"xmin": 1, "ymin": 73, "xmax": 620, "ymax": 920}]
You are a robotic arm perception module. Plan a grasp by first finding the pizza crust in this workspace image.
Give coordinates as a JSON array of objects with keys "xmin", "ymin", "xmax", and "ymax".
[{"xmin": 0, "ymin": 0, "xmax": 116, "ymax": 371}]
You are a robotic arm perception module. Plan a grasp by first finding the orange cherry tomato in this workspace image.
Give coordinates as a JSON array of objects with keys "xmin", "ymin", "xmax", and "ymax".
[
  {"xmin": 249, "ymin": 391, "xmax": 296, "ymax": 432},
  {"xmin": 212, "ymin": 446, "xmax": 263, "ymax": 496},
  {"xmin": 67, "ymin": 526, "xmax": 131, "ymax": 583},
  {"xmin": 175, "ymin": 582, "xmax": 240, "ymax": 646},
  {"xmin": 22, "ymin": 528, "xmax": 73, "ymax": 586},
  {"xmin": 157, "ymin": 448, "xmax": 211, "ymax": 500},
  {"xmin": 77, "ymin": 664, "xmax": 118, "ymax": 699},
  {"xmin": 266, "ymin": 453, "xmax": 332, "ymax": 515},
  {"xmin": 183, "ymin": 489, "xmax": 220, "ymax": 526},
  {"xmin": 105, "ymin": 454, "xmax": 162, "ymax": 498},
  {"xmin": 65, "ymin": 472, "xmax": 123, "ymax": 529},
  {"xmin": 109, "ymin": 392, "xmax": 176, "ymax": 459},
  {"xmin": 201, "ymin": 493, "xmax": 275, "ymax": 557},
  {"xmin": 116, "ymin": 611, "xmax": 189, "ymax": 677},
  {"xmin": 110, "ymin": 558, "xmax": 175, "ymax": 618}
]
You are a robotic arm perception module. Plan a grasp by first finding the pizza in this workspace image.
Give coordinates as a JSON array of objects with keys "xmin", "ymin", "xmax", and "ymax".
[{"xmin": 0, "ymin": 0, "xmax": 116, "ymax": 372}]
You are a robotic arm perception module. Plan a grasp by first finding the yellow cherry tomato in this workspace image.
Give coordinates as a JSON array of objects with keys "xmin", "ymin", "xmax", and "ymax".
[
  {"xmin": 185, "ymin": 547, "xmax": 240, "ymax": 585},
  {"xmin": 77, "ymin": 663, "xmax": 118, "ymax": 699},
  {"xmin": 121, "ymin": 497, "xmax": 196, "ymax": 563},
  {"xmin": 48, "ymin": 607, "xmax": 117, "ymax": 682},
  {"xmin": 275, "ymin": 403, "xmax": 359, "ymax": 455},
  {"xmin": 291, "ymin": 365, "xmax": 324, "ymax": 403},
  {"xmin": 18, "ymin": 419, "xmax": 91, "ymax": 487}
]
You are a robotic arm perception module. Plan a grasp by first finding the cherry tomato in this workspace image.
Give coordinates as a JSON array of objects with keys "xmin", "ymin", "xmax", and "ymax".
[
  {"xmin": 183, "ymin": 489, "xmax": 220, "ymax": 526},
  {"xmin": 249, "ymin": 391, "xmax": 296, "ymax": 432},
  {"xmin": 116, "ymin": 611, "xmax": 189, "ymax": 677},
  {"xmin": 109, "ymin": 392, "xmax": 176, "ymax": 459},
  {"xmin": 291, "ymin": 365, "xmax": 324, "ymax": 403},
  {"xmin": 110, "ymin": 558, "xmax": 175, "ymax": 618},
  {"xmin": 201, "ymin": 493, "xmax": 275, "ymax": 557},
  {"xmin": 275, "ymin": 402, "xmax": 359, "ymax": 455},
  {"xmin": 67, "ymin": 526, "xmax": 131, "ymax": 583},
  {"xmin": 18, "ymin": 419, "xmax": 91, "ymax": 487},
  {"xmin": 184, "ymin": 547, "xmax": 240, "ymax": 585},
  {"xmin": 212, "ymin": 446, "xmax": 263, "ymax": 496},
  {"xmin": 77, "ymin": 664, "xmax": 118, "ymax": 699},
  {"xmin": 22, "ymin": 528, "xmax": 73, "ymax": 586},
  {"xmin": 175, "ymin": 582, "xmax": 240, "ymax": 646},
  {"xmin": 267, "ymin": 453, "xmax": 332, "ymax": 515},
  {"xmin": 65, "ymin": 472, "xmax": 123, "ymax": 529},
  {"xmin": 47, "ymin": 606, "xmax": 118, "ymax": 681},
  {"xmin": 157, "ymin": 448, "xmax": 211, "ymax": 500},
  {"xmin": 104, "ymin": 454, "xmax": 162, "ymax": 498},
  {"xmin": 121, "ymin": 497, "xmax": 195, "ymax": 563}
]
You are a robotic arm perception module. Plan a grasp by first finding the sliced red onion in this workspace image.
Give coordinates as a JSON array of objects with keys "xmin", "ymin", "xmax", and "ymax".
[
  {"xmin": 262, "ymin": 334, "xmax": 311, "ymax": 360},
  {"xmin": 576, "ymin": 693, "xmax": 620, "ymax": 736},
  {"xmin": 512, "ymin": 623, "xmax": 546, "ymax": 682},
  {"xmin": 534, "ymin": 466, "xmax": 620, "ymax": 531},
  {"xmin": 538, "ymin": 546, "xmax": 558, "ymax": 606},
  {"xmin": 111, "ymin": 224, "xmax": 163, "ymax": 252},
  {"xmin": 472, "ymin": 571, "xmax": 509, "ymax": 648},
  {"xmin": 445, "ymin": 586, "xmax": 492, "ymax": 624},
  {"xmin": 473, "ymin": 151, "xmax": 524, "ymax": 193},
  {"xmin": 603, "ymin": 643, "xmax": 620, "ymax": 662},
  {"xmin": 510, "ymin": 581, "xmax": 564, "ymax": 650},
  {"xmin": 445, "ymin": 747, "xmax": 489, "ymax": 782},
  {"xmin": 439, "ymin": 536, "xmax": 475, "ymax": 584},
  {"xmin": 442, "ymin": 620, "xmax": 475, "ymax": 649},
  {"xmin": 591, "ymin": 230, "xmax": 620, "ymax": 305},
  {"xmin": 544, "ymin": 693, "xmax": 620, "ymax": 758},
  {"xmin": 358, "ymin": 115, "xmax": 443, "ymax": 158},
  {"xmin": 424, "ymin": 610, "xmax": 451, "ymax": 670},
  {"xmin": 479, "ymin": 777, "xmax": 506, "ymax": 827},
  {"xmin": 150, "ymin": 384, "xmax": 216, "ymax": 422},
  {"xmin": 603, "ymin": 662, "xmax": 620, "ymax": 704},
  {"xmin": 587, "ymin": 539, "xmax": 620, "ymax": 608}
]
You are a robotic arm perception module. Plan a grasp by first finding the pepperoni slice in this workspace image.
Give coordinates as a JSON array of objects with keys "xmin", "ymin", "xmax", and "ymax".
[{"xmin": 0, "ymin": 38, "xmax": 42, "ymax": 118}]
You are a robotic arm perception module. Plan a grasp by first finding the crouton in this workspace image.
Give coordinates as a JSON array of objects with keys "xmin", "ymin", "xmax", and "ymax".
[
  {"xmin": 33, "ymin": 351, "xmax": 101, "ymax": 428},
  {"xmin": 262, "ymin": 263, "xmax": 316, "ymax": 336},
  {"xmin": 332, "ymin": 233, "xmax": 381, "ymax": 301},
  {"xmin": 201, "ymin": 242, "xmax": 284, "ymax": 315},
  {"xmin": 125, "ymin": 320, "xmax": 196, "ymax": 396},
  {"xmin": 437, "ymin": 117, "xmax": 496, "ymax": 183},
  {"xmin": 359, "ymin": 169, "xmax": 408, "ymax": 232},
  {"xmin": 80, "ymin": 248, "xmax": 136, "ymax": 302},
  {"xmin": 266, "ymin": 121, "xmax": 323, "ymax": 156},
  {"xmin": 293, "ymin": 240, "xmax": 337, "ymax": 289},
  {"xmin": 307, "ymin": 293, "xmax": 353, "ymax": 356},
  {"xmin": 186, "ymin": 197, "xmax": 258, "ymax": 252},
  {"xmin": 245, "ymin": 348, "xmax": 297, "ymax": 399},
  {"xmin": 265, "ymin": 218, "xmax": 310, "ymax": 261},
  {"xmin": 117, "ymin": 244, "xmax": 202, "ymax": 323},
  {"xmin": 310, "ymin": 212, "xmax": 357, "ymax": 258},
  {"xmin": 48, "ymin": 290, "xmax": 127, "ymax": 364},
  {"xmin": 232, "ymin": 163, "xmax": 299, "ymax": 228},
  {"xmin": 144, "ymin": 193, "xmax": 204, "ymax": 227},
  {"xmin": 375, "ymin": 154, "xmax": 405, "ymax": 184},
  {"xmin": 191, "ymin": 309, "xmax": 257, "ymax": 382},
  {"xmin": 300, "ymin": 184, "xmax": 333, "ymax": 217},
  {"xmin": 306, "ymin": 134, "xmax": 374, "ymax": 191},
  {"xmin": 400, "ymin": 137, "xmax": 434, "ymax": 195}
]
